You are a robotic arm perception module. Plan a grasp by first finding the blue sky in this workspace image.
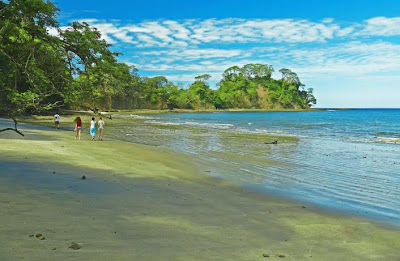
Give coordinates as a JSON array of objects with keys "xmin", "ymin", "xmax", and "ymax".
[{"xmin": 55, "ymin": 0, "xmax": 400, "ymax": 108}]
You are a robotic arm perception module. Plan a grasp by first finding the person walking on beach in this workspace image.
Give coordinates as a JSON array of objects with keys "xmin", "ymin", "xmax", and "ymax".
[
  {"xmin": 74, "ymin": 117, "xmax": 82, "ymax": 140},
  {"xmin": 98, "ymin": 117, "xmax": 105, "ymax": 141},
  {"xmin": 89, "ymin": 117, "xmax": 97, "ymax": 141},
  {"xmin": 54, "ymin": 113, "xmax": 60, "ymax": 129}
]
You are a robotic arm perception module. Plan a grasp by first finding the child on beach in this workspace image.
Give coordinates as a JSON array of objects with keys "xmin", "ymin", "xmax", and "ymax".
[
  {"xmin": 89, "ymin": 117, "xmax": 96, "ymax": 141},
  {"xmin": 98, "ymin": 117, "xmax": 105, "ymax": 141},
  {"xmin": 54, "ymin": 113, "xmax": 60, "ymax": 129},
  {"xmin": 74, "ymin": 117, "xmax": 82, "ymax": 140}
]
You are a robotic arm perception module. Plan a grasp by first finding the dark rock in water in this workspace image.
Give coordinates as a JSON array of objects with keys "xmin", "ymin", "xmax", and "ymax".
[
  {"xmin": 69, "ymin": 242, "xmax": 81, "ymax": 250},
  {"xmin": 302, "ymin": 206, "xmax": 306, "ymax": 208},
  {"xmin": 53, "ymin": 171, "xmax": 56, "ymax": 174},
  {"xmin": 35, "ymin": 234, "xmax": 45, "ymax": 240},
  {"xmin": 81, "ymin": 175, "xmax": 86, "ymax": 180},
  {"xmin": 262, "ymin": 253, "xmax": 270, "ymax": 257}
]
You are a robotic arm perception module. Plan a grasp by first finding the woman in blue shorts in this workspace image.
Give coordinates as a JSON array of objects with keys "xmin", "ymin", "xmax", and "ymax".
[
  {"xmin": 89, "ymin": 117, "xmax": 96, "ymax": 141},
  {"xmin": 98, "ymin": 117, "xmax": 105, "ymax": 141}
]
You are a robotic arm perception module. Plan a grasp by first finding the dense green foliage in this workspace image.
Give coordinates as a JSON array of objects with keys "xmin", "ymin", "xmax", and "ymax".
[{"xmin": 0, "ymin": 0, "xmax": 316, "ymax": 116}]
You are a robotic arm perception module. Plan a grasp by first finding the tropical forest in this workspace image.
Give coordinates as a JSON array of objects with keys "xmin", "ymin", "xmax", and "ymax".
[{"xmin": 0, "ymin": 0, "xmax": 316, "ymax": 117}]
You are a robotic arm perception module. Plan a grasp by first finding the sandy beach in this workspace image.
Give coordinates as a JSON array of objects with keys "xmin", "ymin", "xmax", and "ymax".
[{"xmin": 1, "ymin": 121, "xmax": 399, "ymax": 261}]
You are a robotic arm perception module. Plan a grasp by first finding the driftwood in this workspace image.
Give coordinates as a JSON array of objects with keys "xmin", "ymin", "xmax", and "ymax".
[
  {"xmin": 90, "ymin": 108, "xmax": 113, "ymax": 120},
  {"xmin": 98, "ymin": 112, "xmax": 112, "ymax": 120},
  {"xmin": 264, "ymin": 140, "xmax": 278, "ymax": 144},
  {"xmin": 0, "ymin": 117, "xmax": 24, "ymax": 136}
]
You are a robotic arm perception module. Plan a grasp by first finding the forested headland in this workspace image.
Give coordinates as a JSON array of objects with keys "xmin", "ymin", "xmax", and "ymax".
[{"xmin": 0, "ymin": 0, "xmax": 316, "ymax": 118}]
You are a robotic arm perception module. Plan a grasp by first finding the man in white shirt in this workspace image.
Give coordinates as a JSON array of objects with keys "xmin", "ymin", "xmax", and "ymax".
[{"xmin": 54, "ymin": 113, "xmax": 60, "ymax": 129}]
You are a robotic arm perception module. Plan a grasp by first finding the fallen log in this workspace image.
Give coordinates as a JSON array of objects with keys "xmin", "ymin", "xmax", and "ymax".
[{"xmin": 264, "ymin": 140, "xmax": 278, "ymax": 144}]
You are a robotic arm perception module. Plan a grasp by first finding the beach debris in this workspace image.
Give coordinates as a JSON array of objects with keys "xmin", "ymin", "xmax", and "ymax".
[
  {"xmin": 51, "ymin": 247, "xmax": 57, "ymax": 251},
  {"xmin": 69, "ymin": 242, "xmax": 81, "ymax": 250},
  {"xmin": 264, "ymin": 140, "xmax": 278, "ymax": 145},
  {"xmin": 262, "ymin": 253, "xmax": 270, "ymax": 257},
  {"xmin": 277, "ymin": 254, "xmax": 286, "ymax": 258},
  {"xmin": 35, "ymin": 234, "xmax": 45, "ymax": 240},
  {"xmin": 29, "ymin": 234, "xmax": 34, "ymax": 237},
  {"xmin": 81, "ymin": 175, "xmax": 86, "ymax": 180},
  {"xmin": 302, "ymin": 206, "xmax": 306, "ymax": 208}
]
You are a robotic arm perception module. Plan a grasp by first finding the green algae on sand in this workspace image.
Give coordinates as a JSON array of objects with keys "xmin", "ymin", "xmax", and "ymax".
[{"xmin": 0, "ymin": 121, "xmax": 399, "ymax": 260}]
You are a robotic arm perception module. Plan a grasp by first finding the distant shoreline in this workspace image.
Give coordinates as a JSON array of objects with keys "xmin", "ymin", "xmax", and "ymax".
[
  {"xmin": 14, "ymin": 107, "xmax": 399, "ymax": 119},
  {"xmin": 69, "ymin": 108, "xmax": 322, "ymax": 116}
]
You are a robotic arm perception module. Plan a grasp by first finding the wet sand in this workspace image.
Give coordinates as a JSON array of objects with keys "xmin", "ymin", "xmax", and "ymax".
[{"xmin": 0, "ymin": 123, "xmax": 399, "ymax": 260}]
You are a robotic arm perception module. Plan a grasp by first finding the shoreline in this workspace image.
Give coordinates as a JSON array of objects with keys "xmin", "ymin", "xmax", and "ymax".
[
  {"xmin": 7, "ymin": 108, "xmax": 320, "ymax": 118},
  {"xmin": 110, "ymin": 108, "xmax": 322, "ymax": 115},
  {"xmin": 12, "ymin": 116, "xmax": 400, "ymax": 224},
  {"xmin": 1, "ymin": 122, "xmax": 400, "ymax": 260}
]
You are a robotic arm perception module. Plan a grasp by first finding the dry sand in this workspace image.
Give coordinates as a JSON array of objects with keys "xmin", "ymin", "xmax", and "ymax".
[{"xmin": 0, "ymin": 122, "xmax": 399, "ymax": 260}]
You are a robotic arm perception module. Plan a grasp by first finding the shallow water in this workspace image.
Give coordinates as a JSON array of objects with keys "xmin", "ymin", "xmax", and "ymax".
[{"xmin": 108, "ymin": 109, "xmax": 400, "ymax": 225}]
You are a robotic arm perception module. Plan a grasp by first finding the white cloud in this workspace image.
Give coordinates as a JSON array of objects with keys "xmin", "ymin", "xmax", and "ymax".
[
  {"xmin": 137, "ymin": 48, "xmax": 246, "ymax": 62},
  {"xmin": 162, "ymin": 20, "xmax": 191, "ymax": 40},
  {"xmin": 360, "ymin": 16, "xmax": 400, "ymax": 36},
  {"xmin": 273, "ymin": 41, "xmax": 400, "ymax": 82},
  {"xmin": 46, "ymin": 27, "xmax": 59, "ymax": 37},
  {"xmin": 76, "ymin": 18, "xmax": 357, "ymax": 48},
  {"xmin": 322, "ymin": 18, "xmax": 335, "ymax": 24},
  {"xmin": 67, "ymin": 17, "xmax": 400, "ymax": 49}
]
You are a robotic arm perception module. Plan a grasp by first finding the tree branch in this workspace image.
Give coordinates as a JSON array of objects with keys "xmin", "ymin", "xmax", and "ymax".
[
  {"xmin": 0, "ymin": 117, "xmax": 24, "ymax": 136},
  {"xmin": 0, "ymin": 127, "xmax": 24, "ymax": 136}
]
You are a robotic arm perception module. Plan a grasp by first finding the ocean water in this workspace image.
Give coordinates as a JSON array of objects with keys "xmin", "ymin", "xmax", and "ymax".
[{"xmin": 110, "ymin": 109, "xmax": 400, "ymax": 225}]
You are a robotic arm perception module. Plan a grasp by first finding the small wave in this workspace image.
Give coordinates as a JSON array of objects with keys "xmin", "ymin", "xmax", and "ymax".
[
  {"xmin": 116, "ymin": 114, "xmax": 158, "ymax": 120},
  {"xmin": 146, "ymin": 120, "xmax": 234, "ymax": 130},
  {"xmin": 374, "ymin": 132, "xmax": 400, "ymax": 137},
  {"xmin": 302, "ymin": 135, "xmax": 400, "ymax": 145},
  {"xmin": 146, "ymin": 121, "xmax": 180, "ymax": 126},
  {"xmin": 183, "ymin": 121, "xmax": 234, "ymax": 127},
  {"xmin": 233, "ymin": 128, "xmax": 295, "ymax": 137},
  {"xmin": 377, "ymin": 137, "xmax": 400, "ymax": 144}
]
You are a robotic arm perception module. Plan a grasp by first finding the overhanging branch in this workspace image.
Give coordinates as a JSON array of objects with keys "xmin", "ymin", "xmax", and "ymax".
[{"xmin": 0, "ymin": 117, "xmax": 24, "ymax": 136}]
